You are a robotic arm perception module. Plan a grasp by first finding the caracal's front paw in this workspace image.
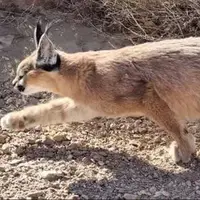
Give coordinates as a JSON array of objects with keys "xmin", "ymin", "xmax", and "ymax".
[
  {"xmin": 169, "ymin": 141, "xmax": 182, "ymax": 163},
  {"xmin": 169, "ymin": 133, "xmax": 196, "ymax": 164},
  {"xmin": 1, "ymin": 112, "xmax": 28, "ymax": 130},
  {"xmin": 169, "ymin": 141, "xmax": 192, "ymax": 164}
]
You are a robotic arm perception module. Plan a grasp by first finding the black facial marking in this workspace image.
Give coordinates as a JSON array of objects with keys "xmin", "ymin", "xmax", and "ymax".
[
  {"xmin": 19, "ymin": 75, "xmax": 24, "ymax": 80},
  {"xmin": 17, "ymin": 85, "xmax": 25, "ymax": 92},
  {"xmin": 36, "ymin": 54, "xmax": 61, "ymax": 72}
]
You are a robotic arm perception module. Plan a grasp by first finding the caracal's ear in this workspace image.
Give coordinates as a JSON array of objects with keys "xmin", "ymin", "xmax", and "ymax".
[
  {"xmin": 36, "ymin": 22, "xmax": 60, "ymax": 71},
  {"xmin": 34, "ymin": 19, "xmax": 44, "ymax": 48}
]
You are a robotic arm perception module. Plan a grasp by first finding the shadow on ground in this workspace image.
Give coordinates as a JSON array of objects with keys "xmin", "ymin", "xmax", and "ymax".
[{"xmin": 21, "ymin": 141, "xmax": 200, "ymax": 199}]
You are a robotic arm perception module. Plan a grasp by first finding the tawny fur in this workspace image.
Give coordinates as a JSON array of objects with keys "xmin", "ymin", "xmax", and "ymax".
[{"xmin": 2, "ymin": 36, "xmax": 200, "ymax": 163}]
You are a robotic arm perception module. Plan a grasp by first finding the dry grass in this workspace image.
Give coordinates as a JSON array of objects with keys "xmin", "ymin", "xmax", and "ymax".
[
  {"xmin": 1, "ymin": 0, "xmax": 200, "ymax": 43},
  {"xmin": 59, "ymin": 0, "xmax": 200, "ymax": 43}
]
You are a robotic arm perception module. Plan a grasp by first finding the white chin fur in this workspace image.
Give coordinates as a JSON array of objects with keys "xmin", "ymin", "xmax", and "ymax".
[{"xmin": 21, "ymin": 86, "xmax": 44, "ymax": 95}]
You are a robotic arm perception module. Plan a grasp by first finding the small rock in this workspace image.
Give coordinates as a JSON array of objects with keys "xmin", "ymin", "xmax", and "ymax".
[
  {"xmin": 82, "ymin": 157, "xmax": 91, "ymax": 164},
  {"xmin": 98, "ymin": 151, "xmax": 108, "ymax": 157},
  {"xmin": 62, "ymin": 140, "xmax": 70, "ymax": 145},
  {"xmin": 9, "ymin": 159, "xmax": 23, "ymax": 166},
  {"xmin": 40, "ymin": 170, "xmax": 63, "ymax": 181},
  {"xmin": 28, "ymin": 139, "xmax": 35, "ymax": 144},
  {"xmin": 0, "ymin": 164, "xmax": 10, "ymax": 172},
  {"xmin": 162, "ymin": 190, "xmax": 170, "ymax": 197},
  {"xmin": 158, "ymin": 149, "xmax": 165, "ymax": 156},
  {"xmin": 154, "ymin": 191, "xmax": 162, "ymax": 197},
  {"xmin": 15, "ymin": 145, "xmax": 26, "ymax": 155},
  {"xmin": 2, "ymin": 143, "xmax": 12, "ymax": 154},
  {"xmin": 167, "ymin": 181, "xmax": 174, "ymax": 187},
  {"xmin": 68, "ymin": 142, "xmax": 80, "ymax": 149},
  {"xmin": 195, "ymin": 180, "xmax": 200, "ymax": 186},
  {"xmin": 138, "ymin": 190, "xmax": 150, "ymax": 195},
  {"xmin": 98, "ymin": 161, "xmax": 104, "ymax": 166},
  {"xmin": 123, "ymin": 193, "xmax": 137, "ymax": 200},
  {"xmin": 51, "ymin": 183, "xmax": 60, "ymax": 189},
  {"xmin": 11, "ymin": 153, "xmax": 18, "ymax": 159},
  {"xmin": 67, "ymin": 154, "xmax": 73, "ymax": 160},
  {"xmin": 51, "ymin": 133, "xmax": 67, "ymax": 142},
  {"xmin": 154, "ymin": 190, "xmax": 170, "ymax": 197},
  {"xmin": 153, "ymin": 172, "xmax": 159, "ymax": 178},
  {"xmin": 27, "ymin": 191, "xmax": 44, "ymax": 198},
  {"xmin": 40, "ymin": 135, "xmax": 54, "ymax": 145},
  {"xmin": 13, "ymin": 171, "xmax": 20, "ymax": 177},
  {"xmin": 109, "ymin": 123, "xmax": 115, "ymax": 129},
  {"xmin": 0, "ymin": 134, "xmax": 8, "ymax": 144},
  {"xmin": 9, "ymin": 196, "xmax": 22, "ymax": 200},
  {"xmin": 181, "ymin": 182, "xmax": 186, "ymax": 187},
  {"xmin": 116, "ymin": 194, "xmax": 122, "ymax": 199},
  {"xmin": 2, "ymin": 175, "xmax": 8, "ymax": 181},
  {"xmin": 77, "ymin": 172, "xmax": 84, "ymax": 178},
  {"xmin": 35, "ymin": 126, "xmax": 42, "ymax": 131},
  {"xmin": 186, "ymin": 180, "xmax": 192, "ymax": 187},
  {"xmin": 0, "ymin": 165, "xmax": 6, "ymax": 172},
  {"xmin": 196, "ymin": 190, "xmax": 200, "ymax": 195},
  {"xmin": 81, "ymin": 195, "xmax": 89, "ymax": 200},
  {"xmin": 149, "ymin": 186, "xmax": 156, "ymax": 193},
  {"xmin": 69, "ymin": 194, "xmax": 79, "ymax": 200}
]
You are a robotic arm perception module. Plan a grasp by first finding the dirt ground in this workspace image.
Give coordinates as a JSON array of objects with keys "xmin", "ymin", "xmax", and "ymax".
[{"xmin": 1, "ymin": 12, "xmax": 200, "ymax": 200}]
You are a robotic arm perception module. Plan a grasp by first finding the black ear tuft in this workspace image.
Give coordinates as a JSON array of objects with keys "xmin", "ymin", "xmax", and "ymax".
[
  {"xmin": 44, "ymin": 19, "xmax": 61, "ymax": 34},
  {"xmin": 34, "ymin": 19, "xmax": 43, "ymax": 48},
  {"xmin": 34, "ymin": 19, "xmax": 61, "ymax": 48}
]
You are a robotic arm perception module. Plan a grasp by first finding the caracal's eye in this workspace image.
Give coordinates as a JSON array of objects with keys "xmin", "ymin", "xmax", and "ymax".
[{"xmin": 18, "ymin": 69, "xmax": 28, "ymax": 79}]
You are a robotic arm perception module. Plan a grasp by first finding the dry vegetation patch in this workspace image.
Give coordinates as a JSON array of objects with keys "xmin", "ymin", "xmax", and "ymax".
[
  {"xmin": 60, "ymin": 0, "xmax": 200, "ymax": 43},
  {"xmin": 1, "ymin": 0, "xmax": 200, "ymax": 43}
]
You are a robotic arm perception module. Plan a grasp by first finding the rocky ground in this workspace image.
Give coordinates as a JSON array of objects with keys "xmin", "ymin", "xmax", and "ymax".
[{"xmin": 1, "ymin": 12, "xmax": 200, "ymax": 200}]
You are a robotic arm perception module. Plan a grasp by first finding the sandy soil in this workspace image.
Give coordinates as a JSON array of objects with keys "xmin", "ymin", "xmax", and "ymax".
[{"xmin": 1, "ymin": 13, "xmax": 200, "ymax": 200}]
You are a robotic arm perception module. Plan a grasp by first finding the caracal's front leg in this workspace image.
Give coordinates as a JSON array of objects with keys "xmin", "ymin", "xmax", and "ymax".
[{"xmin": 1, "ymin": 97, "xmax": 99, "ymax": 130}]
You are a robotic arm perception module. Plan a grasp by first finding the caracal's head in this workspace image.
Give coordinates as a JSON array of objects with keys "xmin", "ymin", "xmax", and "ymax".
[{"xmin": 12, "ymin": 20, "xmax": 61, "ymax": 95}]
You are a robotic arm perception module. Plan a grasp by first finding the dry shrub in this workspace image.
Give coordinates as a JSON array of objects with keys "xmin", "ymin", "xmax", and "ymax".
[
  {"xmin": 60, "ymin": 0, "xmax": 200, "ymax": 43},
  {"xmin": 1, "ymin": 0, "xmax": 200, "ymax": 43}
]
